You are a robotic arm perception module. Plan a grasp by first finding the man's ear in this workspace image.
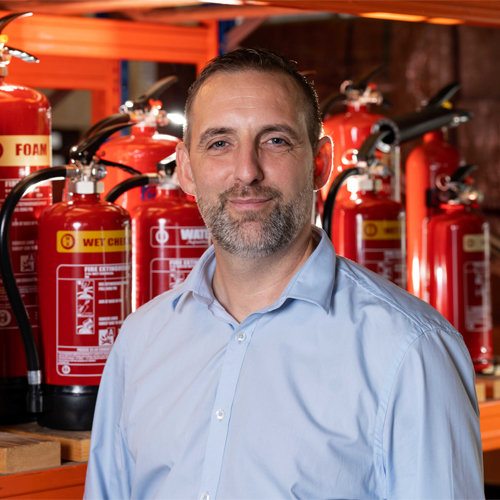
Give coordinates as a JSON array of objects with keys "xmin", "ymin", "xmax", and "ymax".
[
  {"xmin": 313, "ymin": 135, "xmax": 333, "ymax": 191},
  {"xmin": 176, "ymin": 142, "xmax": 195, "ymax": 196}
]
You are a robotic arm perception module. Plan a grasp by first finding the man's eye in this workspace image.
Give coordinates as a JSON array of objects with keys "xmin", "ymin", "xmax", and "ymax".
[
  {"xmin": 210, "ymin": 140, "xmax": 228, "ymax": 148},
  {"xmin": 268, "ymin": 138, "xmax": 287, "ymax": 145}
]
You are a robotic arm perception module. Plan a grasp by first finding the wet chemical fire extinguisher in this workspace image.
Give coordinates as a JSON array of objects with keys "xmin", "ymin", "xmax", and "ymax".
[
  {"xmin": 320, "ymin": 66, "xmax": 389, "ymax": 205},
  {"xmin": 424, "ymin": 165, "xmax": 493, "ymax": 371},
  {"xmin": 105, "ymin": 155, "xmax": 209, "ymax": 310},
  {"xmin": 0, "ymin": 122, "xmax": 134, "ymax": 429},
  {"xmin": 98, "ymin": 76, "xmax": 182, "ymax": 212},
  {"xmin": 406, "ymin": 83, "xmax": 472, "ymax": 298},
  {"xmin": 0, "ymin": 12, "xmax": 51, "ymax": 423}
]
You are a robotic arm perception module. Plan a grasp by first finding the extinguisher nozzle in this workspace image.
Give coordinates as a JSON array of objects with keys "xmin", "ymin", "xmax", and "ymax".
[{"xmin": 27, "ymin": 384, "xmax": 43, "ymax": 413}]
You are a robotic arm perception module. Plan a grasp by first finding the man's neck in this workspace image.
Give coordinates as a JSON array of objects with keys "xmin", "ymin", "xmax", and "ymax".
[{"xmin": 211, "ymin": 225, "xmax": 316, "ymax": 323}]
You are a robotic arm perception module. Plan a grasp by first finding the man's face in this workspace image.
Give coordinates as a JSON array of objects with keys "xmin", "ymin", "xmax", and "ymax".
[{"xmin": 177, "ymin": 70, "xmax": 328, "ymax": 258}]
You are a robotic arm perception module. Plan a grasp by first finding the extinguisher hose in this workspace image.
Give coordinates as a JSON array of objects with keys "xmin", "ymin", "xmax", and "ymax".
[
  {"xmin": 104, "ymin": 174, "xmax": 155, "ymax": 203},
  {"xmin": 0, "ymin": 166, "xmax": 69, "ymax": 413},
  {"xmin": 322, "ymin": 167, "xmax": 363, "ymax": 238}
]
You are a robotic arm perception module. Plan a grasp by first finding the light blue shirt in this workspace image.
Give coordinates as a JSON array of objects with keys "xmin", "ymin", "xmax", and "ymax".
[{"xmin": 84, "ymin": 226, "xmax": 484, "ymax": 500}]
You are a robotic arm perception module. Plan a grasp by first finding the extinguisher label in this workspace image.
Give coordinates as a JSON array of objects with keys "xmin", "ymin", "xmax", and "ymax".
[
  {"xmin": 361, "ymin": 220, "xmax": 402, "ymax": 240},
  {"xmin": 150, "ymin": 258, "xmax": 200, "ymax": 299},
  {"xmin": 150, "ymin": 226, "xmax": 209, "ymax": 248},
  {"xmin": 56, "ymin": 262, "xmax": 131, "ymax": 377},
  {"xmin": 56, "ymin": 230, "xmax": 131, "ymax": 253},
  {"xmin": 463, "ymin": 261, "xmax": 492, "ymax": 333},
  {"xmin": 0, "ymin": 135, "xmax": 51, "ymax": 166},
  {"xmin": 463, "ymin": 234, "xmax": 486, "ymax": 253}
]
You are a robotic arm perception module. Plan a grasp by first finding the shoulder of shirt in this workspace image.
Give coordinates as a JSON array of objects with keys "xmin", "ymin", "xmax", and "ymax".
[{"xmin": 335, "ymin": 254, "xmax": 459, "ymax": 339}]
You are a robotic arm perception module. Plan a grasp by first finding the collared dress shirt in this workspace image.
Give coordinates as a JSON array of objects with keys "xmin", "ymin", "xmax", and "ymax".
[{"xmin": 84, "ymin": 226, "xmax": 484, "ymax": 500}]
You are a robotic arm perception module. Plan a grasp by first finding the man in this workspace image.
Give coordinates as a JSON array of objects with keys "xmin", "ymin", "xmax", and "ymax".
[{"xmin": 85, "ymin": 48, "xmax": 483, "ymax": 499}]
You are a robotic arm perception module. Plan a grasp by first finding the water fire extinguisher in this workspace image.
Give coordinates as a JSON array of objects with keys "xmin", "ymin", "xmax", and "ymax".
[
  {"xmin": 424, "ymin": 164, "xmax": 493, "ymax": 371},
  {"xmin": 105, "ymin": 155, "xmax": 209, "ymax": 310},
  {"xmin": 323, "ymin": 104, "xmax": 472, "ymax": 288},
  {"xmin": 320, "ymin": 66, "xmax": 389, "ymax": 205},
  {"xmin": 0, "ymin": 122, "xmax": 134, "ymax": 430},
  {"xmin": 406, "ymin": 83, "xmax": 472, "ymax": 298},
  {"xmin": 98, "ymin": 76, "xmax": 182, "ymax": 212},
  {"xmin": 0, "ymin": 12, "xmax": 51, "ymax": 423}
]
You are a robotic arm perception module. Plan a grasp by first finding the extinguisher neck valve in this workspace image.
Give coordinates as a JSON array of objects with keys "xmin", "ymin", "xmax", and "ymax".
[
  {"xmin": 67, "ymin": 180, "xmax": 105, "ymax": 194},
  {"xmin": 347, "ymin": 175, "xmax": 375, "ymax": 193}
]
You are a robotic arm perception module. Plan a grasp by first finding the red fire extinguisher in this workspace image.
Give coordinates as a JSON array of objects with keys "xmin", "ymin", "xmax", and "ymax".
[
  {"xmin": 406, "ymin": 83, "xmax": 472, "ymax": 298},
  {"xmin": 0, "ymin": 122, "xmax": 134, "ymax": 429},
  {"xmin": 424, "ymin": 164, "xmax": 493, "ymax": 371},
  {"xmin": 320, "ymin": 67, "xmax": 388, "ymax": 205},
  {"xmin": 323, "ymin": 104, "xmax": 473, "ymax": 288},
  {"xmin": 0, "ymin": 12, "xmax": 51, "ymax": 423},
  {"xmin": 105, "ymin": 155, "xmax": 209, "ymax": 310},
  {"xmin": 98, "ymin": 76, "xmax": 181, "ymax": 212}
]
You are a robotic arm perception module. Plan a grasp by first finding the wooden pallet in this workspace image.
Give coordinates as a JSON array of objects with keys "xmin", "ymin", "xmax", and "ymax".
[
  {"xmin": 0, "ymin": 423, "xmax": 91, "ymax": 462},
  {"xmin": 0, "ymin": 432, "xmax": 60, "ymax": 474}
]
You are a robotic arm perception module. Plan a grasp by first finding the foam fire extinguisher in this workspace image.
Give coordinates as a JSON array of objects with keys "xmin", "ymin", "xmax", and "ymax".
[
  {"xmin": 105, "ymin": 155, "xmax": 209, "ymax": 310},
  {"xmin": 0, "ymin": 122, "xmax": 134, "ymax": 430},
  {"xmin": 323, "ymin": 104, "xmax": 472, "ymax": 288},
  {"xmin": 406, "ymin": 83, "xmax": 472, "ymax": 298},
  {"xmin": 97, "ymin": 76, "xmax": 182, "ymax": 212},
  {"xmin": 320, "ymin": 66, "xmax": 389, "ymax": 206},
  {"xmin": 424, "ymin": 164, "xmax": 493, "ymax": 371},
  {"xmin": 0, "ymin": 12, "xmax": 51, "ymax": 423}
]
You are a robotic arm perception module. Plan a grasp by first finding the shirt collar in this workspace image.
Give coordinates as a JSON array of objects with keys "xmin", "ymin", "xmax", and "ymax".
[{"xmin": 172, "ymin": 225, "xmax": 336, "ymax": 314}]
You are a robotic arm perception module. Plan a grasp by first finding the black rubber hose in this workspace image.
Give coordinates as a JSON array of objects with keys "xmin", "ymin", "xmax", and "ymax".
[
  {"xmin": 357, "ymin": 130, "xmax": 392, "ymax": 163},
  {"xmin": 322, "ymin": 167, "xmax": 363, "ymax": 238},
  {"xmin": 98, "ymin": 158, "xmax": 141, "ymax": 176},
  {"xmin": 0, "ymin": 166, "xmax": 68, "ymax": 412},
  {"xmin": 104, "ymin": 175, "xmax": 153, "ymax": 203}
]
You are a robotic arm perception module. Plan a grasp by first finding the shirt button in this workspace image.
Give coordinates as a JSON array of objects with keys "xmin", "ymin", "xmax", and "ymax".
[
  {"xmin": 216, "ymin": 409, "xmax": 225, "ymax": 420},
  {"xmin": 237, "ymin": 332, "xmax": 246, "ymax": 342},
  {"xmin": 201, "ymin": 493, "xmax": 210, "ymax": 500}
]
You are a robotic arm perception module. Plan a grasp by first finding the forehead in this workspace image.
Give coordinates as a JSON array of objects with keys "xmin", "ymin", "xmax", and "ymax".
[{"xmin": 190, "ymin": 70, "xmax": 307, "ymax": 133}]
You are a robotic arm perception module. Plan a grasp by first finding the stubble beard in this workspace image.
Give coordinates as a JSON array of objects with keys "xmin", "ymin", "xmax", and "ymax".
[{"xmin": 195, "ymin": 173, "xmax": 314, "ymax": 259}]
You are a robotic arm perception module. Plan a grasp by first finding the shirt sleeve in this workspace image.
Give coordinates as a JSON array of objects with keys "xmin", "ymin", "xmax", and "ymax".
[
  {"xmin": 381, "ymin": 328, "xmax": 484, "ymax": 500},
  {"xmin": 84, "ymin": 329, "xmax": 135, "ymax": 500}
]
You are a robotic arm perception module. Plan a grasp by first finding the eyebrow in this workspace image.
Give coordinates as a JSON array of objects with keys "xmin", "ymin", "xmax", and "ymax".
[{"xmin": 197, "ymin": 127, "xmax": 236, "ymax": 148}]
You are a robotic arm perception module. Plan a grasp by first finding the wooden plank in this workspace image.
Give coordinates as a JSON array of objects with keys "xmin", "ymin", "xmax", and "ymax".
[
  {"xmin": 0, "ymin": 423, "xmax": 91, "ymax": 462},
  {"xmin": 476, "ymin": 380, "xmax": 487, "ymax": 403},
  {"xmin": 0, "ymin": 462, "xmax": 86, "ymax": 499},
  {"xmin": 0, "ymin": 432, "xmax": 60, "ymax": 474},
  {"xmin": 476, "ymin": 374, "xmax": 500, "ymax": 400}
]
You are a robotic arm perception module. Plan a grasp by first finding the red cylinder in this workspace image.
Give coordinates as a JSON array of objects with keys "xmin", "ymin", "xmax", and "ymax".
[
  {"xmin": 322, "ymin": 104, "xmax": 384, "ymax": 202},
  {"xmin": 406, "ymin": 130, "xmax": 460, "ymax": 298},
  {"xmin": 0, "ymin": 77, "xmax": 51, "ymax": 394},
  {"xmin": 38, "ymin": 193, "xmax": 131, "ymax": 387},
  {"xmin": 99, "ymin": 124, "xmax": 180, "ymax": 212},
  {"xmin": 332, "ymin": 185, "xmax": 406, "ymax": 288},
  {"xmin": 132, "ymin": 186, "xmax": 208, "ymax": 310},
  {"xmin": 425, "ymin": 204, "xmax": 493, "ymax": 371}
]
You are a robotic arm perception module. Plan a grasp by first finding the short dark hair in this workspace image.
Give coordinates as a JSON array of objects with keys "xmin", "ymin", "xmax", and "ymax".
[{"xmin": 183, "ymin": 48, "xmax": 322, "ymax": 150}]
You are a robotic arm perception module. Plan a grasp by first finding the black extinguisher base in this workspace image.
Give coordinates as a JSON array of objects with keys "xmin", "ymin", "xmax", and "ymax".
[
  {"xmin": 37, "ymin": 384, "xmax": 98, "ymax": 431},
  {"xmin": 0, "ymin": 377, "xmax": 35, "ymax": 424}
]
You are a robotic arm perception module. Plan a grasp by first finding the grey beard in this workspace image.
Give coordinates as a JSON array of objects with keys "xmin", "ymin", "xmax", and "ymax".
[{"xmin": 195, "ymin": 177, "xmax": 314, "ymax": 259}]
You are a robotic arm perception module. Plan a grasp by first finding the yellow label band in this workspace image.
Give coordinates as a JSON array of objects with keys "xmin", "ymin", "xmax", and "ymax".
[
  {"xmin": 463, "ymin": 234, "xmax": 486, "ymax": 253},
  {"xmin": 57, "ymin": 230, "xmax": 131, "ymax": 253},
  {"xmin": 0, "ymin": 135, "xmax": 51, "ymax": 167},
  {"xmin": 361, "ymin": 220, "xmax": 402, "ymax": 240}
]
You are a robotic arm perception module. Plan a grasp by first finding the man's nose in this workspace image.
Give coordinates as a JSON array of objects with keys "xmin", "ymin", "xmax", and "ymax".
[{"xmin": 234, "ymin": 143, "xmax": 264, "ymax": 185}]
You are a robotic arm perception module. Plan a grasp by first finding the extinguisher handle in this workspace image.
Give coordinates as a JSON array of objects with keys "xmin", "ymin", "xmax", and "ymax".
[
  {"xmin": 133, "ymin": 75, "xmax": 179, "ymax": 110},
  {"xmin": 157, "ymin": 153, "xmax": 177, "ymax": 176},
  {"xmin": 71, "ymin": 121, "xmax": 135, "ymax": 163},
  {"xmin": 78, "ymin": 113, "xmax": 131, "ymax": 145},
  {"xmin": 104, "ymin": 174, "xmax": 154, "ymax": 203},
  {"xmin": 5, "ymin": 45, "xmax": 38, "ymax": 64},
  {"xmin": 449, "ymin": 164, "xmax": 478, "ymax": 183},
  {"xmin": 322, "ymin": 167, "xmax": 364, "ymax": 238},
  {"xmin": 0, "ymin": 166, "xmax": 69, "ymax": 413},
  {"xmin": 426, "ymin": 82, "xmax": 461, "ymax": 108},
  {"xmin": 0, "ymin": 12, "xmax": 32, "ymax": 34}
]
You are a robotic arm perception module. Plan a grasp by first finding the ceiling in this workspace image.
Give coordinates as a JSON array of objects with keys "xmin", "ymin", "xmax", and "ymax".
[{"xmin": 0, "ymin": 0, "xmax": 500, "ymax": 27}]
